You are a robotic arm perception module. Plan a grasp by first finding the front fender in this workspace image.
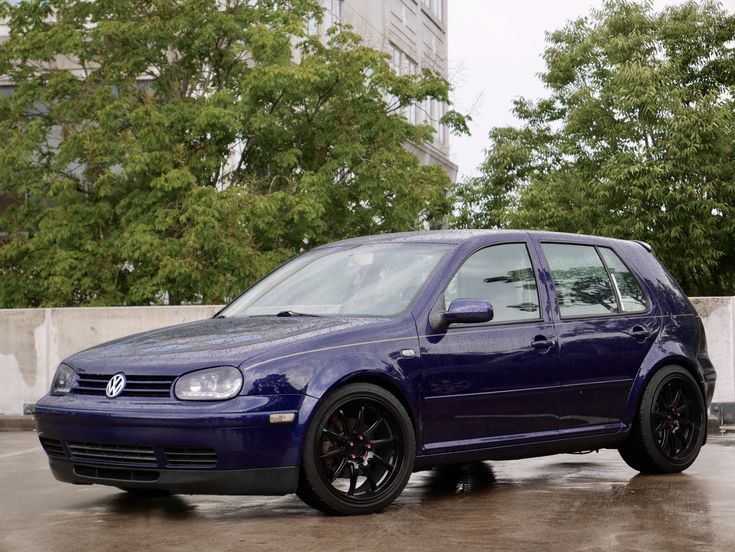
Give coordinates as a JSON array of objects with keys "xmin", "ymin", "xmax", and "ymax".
[{"xmin": 236, "ymin": 324, "xmax": 422, "ymax": 462}]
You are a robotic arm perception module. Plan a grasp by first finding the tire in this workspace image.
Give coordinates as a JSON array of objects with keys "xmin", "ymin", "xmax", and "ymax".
[
  {"xmin": 619, "ymin": 365, "xmax": 706, "ymax": 474},
  {"xmin": 298, "ymin": 383, "xmax": 416, "ymax": 515},
  {"xmin": 295, "ymin": 467, "xmax": 331, "ymax": 511}
]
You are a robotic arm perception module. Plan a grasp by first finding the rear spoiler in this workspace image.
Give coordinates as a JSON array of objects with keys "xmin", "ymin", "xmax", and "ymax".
[{"xmin": 633, "ymin": 240, "xmax": 653, "ymax": 252}]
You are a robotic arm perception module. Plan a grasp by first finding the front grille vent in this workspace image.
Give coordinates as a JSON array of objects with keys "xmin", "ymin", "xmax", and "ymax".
[
  {"xmin": 74, "ymin": 465, "xmax": 159, "ymax": 482},
  {"xmin": 73, "ymin": 373, "xmax": 175, "ymax": 398},
  {"xmin": 67, "ymin": 441, "xmax": 158, "ymax": 466},
  {"xmin": 163, "ymin": 447, "xmax": 218, "ymax": 467},
  {"xmin": 40, "ymin": 437, "xmax": 66, "ymax": 458}
]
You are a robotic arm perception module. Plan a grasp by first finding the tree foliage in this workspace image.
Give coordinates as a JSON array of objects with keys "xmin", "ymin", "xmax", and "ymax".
[
  {"xmin": 0, "ymin": 0, "xmax": 466, "ymax": 307},
  {"xmin": 455, "ymin": 0, "xmax": 735, "ymax": 295}
]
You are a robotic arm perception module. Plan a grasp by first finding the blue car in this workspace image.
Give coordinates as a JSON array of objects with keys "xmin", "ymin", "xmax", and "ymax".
[{"xmin": 36, "ymin": 230, "xmax": 716, "ymax": 515}]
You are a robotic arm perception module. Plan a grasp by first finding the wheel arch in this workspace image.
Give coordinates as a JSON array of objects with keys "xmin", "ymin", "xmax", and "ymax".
[
  {"xmin": 327, "ymin": 372, "xmax": 418, "ymax": 441},
  {"xmin": 625, "ymin": 354, "xmax": 707, "ymax": 430}
]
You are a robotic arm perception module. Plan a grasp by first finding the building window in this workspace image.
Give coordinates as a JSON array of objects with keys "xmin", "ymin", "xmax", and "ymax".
[
  {"xmin": 437, "ymin": 102, "xmax": 447, "ymax": 146},
  {"xmin": 423, "ymin": 0, "xmax": 443, "ymax": 22},
  {"xmin": 308, "ymin": 0, "xmax": 341, "ymax": 35},
  {"xmin": 390, "ymin": 44, "xmax": 401, "ymax": 75},
  {"xmin": 307, "ymin": 16, "xmax": 318, "ymax": 35},
  {"xmin": 418, "ymin": 99, "xmax": 446, "ymax": 146},
  {"xmin": 323, "ymin": 0, "xmax": 342, "ymax": 31},
  {"xmin": 406, "ymin": 58, "xmax": 418, "ymax": 125},
  {"xmin": 389, "ymin": 43, "xmax": 416, "ymax": 77},
  {"xmin": 389, "ymin": 44, "xmax": 419, "ymax": 124}
]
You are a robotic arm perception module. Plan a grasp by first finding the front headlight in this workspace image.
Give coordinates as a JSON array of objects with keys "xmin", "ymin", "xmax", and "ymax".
[
  {"xmin": 174, "ymin": 366, "xmax": 243, "ymax": 401},
  {"xmin": 50, "ymin": 364, "xmax": 77, "ymax": 395}
]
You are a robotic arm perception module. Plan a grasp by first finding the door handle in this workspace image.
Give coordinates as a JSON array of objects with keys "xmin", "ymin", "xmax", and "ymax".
[
  {"xmin": 631, "ymin": 326, "xmax": 650, "ymax": 341},
  {"xmin": 531, "ymin": 336, "xmax": 556, "ymax": 350}
]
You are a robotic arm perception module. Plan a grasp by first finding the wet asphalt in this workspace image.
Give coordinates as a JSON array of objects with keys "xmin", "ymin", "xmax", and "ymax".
[{"xmin": 1, "ymin": 431, "xmax": 734, "ymax": 552}]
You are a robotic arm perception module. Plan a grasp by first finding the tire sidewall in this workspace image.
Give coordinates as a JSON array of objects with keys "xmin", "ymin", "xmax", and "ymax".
[
  {"xmin": 638, "ymin": 366, "xmax": 706, "ymax": 472},
  {"xmin": 301, "ymin": 383, "xmax": 416, "ymax": 515}
]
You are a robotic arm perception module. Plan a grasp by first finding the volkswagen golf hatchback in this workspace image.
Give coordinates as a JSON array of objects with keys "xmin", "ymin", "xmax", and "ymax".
[{"xmin": 36, "ymin": 231, "xmax": 716, "ymax": 515}]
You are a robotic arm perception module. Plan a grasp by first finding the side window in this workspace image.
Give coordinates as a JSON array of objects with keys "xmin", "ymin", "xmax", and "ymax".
[
  {"xmin": 444, "ymin": 243, "xmax": 540, "ymax": 323},
  {"xmin": 599, "ymin": 248, "xmax": 648, "ymax": 313},
  {"xmin": 541, "ymin": 243, "xmax": 617, "ymax": 317}
]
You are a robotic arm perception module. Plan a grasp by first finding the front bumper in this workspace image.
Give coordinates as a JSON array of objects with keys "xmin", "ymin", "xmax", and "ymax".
[
  {"xmin": 48, "ymin": 458, "xmax": 298, "ymax": 495},
  {"xmin": 35, "ymin": 393, "xmax": 318, "ymax": 495}
]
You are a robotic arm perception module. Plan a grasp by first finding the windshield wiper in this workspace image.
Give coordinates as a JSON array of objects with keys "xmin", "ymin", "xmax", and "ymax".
[{"xmin": 275, "ymin": 310, "xmax": 321, "ymax": 317}]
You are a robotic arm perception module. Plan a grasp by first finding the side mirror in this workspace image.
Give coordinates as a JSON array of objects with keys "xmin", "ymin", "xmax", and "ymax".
[{"xmin": 431, "ymin": 299, "xmax": 493, "ymax": 330}]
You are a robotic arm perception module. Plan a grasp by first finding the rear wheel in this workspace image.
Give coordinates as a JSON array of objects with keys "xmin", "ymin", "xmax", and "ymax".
[
  {"xmin": 298, "ymin": 383, "xmax": 415, "ymax": 515},
  {"xmin": 619, "ymin": 365, "xmax": 705, "ymax": 473}
]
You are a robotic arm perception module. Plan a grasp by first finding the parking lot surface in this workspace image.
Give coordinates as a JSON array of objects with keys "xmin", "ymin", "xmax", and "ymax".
[{"xmin": 1, "ymin": 431, "xmax": 734, "ymax": 551}]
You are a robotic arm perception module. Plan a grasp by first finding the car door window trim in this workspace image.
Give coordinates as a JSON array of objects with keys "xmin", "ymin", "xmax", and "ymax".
[
  {"xmin": 538, "ymin": 241, "xmax": 652, "ymax": 321},
  {"xmin": 431, "ymin": 241, "xmax": 544, "ymax": 328}
]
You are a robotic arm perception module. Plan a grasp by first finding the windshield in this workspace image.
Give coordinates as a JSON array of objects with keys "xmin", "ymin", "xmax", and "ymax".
[{"xmin": 218, "ymin": 243, "xmax": 452, "ymax": 318}]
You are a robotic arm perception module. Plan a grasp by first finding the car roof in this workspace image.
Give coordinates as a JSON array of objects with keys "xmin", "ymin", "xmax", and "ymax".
[{"xmin": 316, "ymin": 230, "xmax": 643, "ymax": 249}]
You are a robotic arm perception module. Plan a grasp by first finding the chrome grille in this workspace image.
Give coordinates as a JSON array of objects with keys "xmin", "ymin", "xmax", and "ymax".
[
  {"xmin": 74, "ymin": 373, "xmax": 175, "ymax": 398},
  {"xmin": 163, "ymin": 447, "xmax": 218, "ymax": 467},
  {"xmin": 67, "ymin": 441, "xmax": 158, "ymax": 466}
]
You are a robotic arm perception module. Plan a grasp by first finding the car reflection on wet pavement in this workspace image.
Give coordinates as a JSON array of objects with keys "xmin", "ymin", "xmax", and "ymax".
[{"xmin": 2, "ymin": 431, "xmax": 734, "ymax": 551}]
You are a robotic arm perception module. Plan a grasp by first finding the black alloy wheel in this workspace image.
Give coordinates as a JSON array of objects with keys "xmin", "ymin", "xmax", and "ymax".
[
  {"xmin": 651, "ymin": 375, "xmax": 703, "ymax": 461},
  {"xmin": 619, "ymin": 365, "xmax": 705, "ymax": 473},
  {"xmin": 298, "ymin": 383, "xmax": 415, "ymax": 515}
]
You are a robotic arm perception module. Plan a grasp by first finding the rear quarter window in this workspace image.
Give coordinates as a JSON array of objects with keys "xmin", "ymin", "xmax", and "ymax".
[{"xmin": 599, "ymin": 247, "xmax": 648, "ymax": 313}]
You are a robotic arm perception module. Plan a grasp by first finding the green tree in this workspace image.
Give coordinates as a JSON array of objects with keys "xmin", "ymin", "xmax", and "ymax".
[
  {"xmin": 0, "ymin": 0, "xmax": 466, "ymax": 307},
  {"xmin": 455, "ymin": 0, "xmax": 735, "ymax": 295}
]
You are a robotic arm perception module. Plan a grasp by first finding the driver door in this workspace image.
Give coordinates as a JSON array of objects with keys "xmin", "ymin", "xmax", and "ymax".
[{"xmin": 419, "ymin": 242, "xmax": 561, "ymax": 452}]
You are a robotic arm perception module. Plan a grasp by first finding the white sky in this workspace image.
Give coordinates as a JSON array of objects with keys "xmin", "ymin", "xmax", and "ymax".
[{"xmin": 448, "ymin": 0, "xmax": 735, "ymax": 182}]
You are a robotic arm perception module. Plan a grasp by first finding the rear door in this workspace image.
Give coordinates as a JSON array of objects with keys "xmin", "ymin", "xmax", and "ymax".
[
  {"xmin": 419, "ymin": 241, "xmax": 561, "ymax": 452},
  {"xmin": 536, "ymin": 241, "xmax": 660, "ymax": 432}
]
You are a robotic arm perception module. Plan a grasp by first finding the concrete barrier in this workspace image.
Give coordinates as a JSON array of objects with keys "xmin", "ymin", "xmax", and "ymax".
[
  {"xmin": 0, "ymin": 299, "xmax": 734, "ymax": 415},
  {"xmin": 0, "ymin": 305, "xmax": 220, "ymax": 415},
  {"xmin": 690, "ymin": 297, "xmax": 735, "ymax": 424}
]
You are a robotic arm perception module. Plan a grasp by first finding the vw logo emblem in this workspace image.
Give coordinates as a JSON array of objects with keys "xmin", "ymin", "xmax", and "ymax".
[{"xmin": 105, "ymin": 373, "xmax": 126, "ymax": 399}]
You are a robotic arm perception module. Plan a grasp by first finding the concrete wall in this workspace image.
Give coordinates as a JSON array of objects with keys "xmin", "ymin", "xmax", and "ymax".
[
  {"xmin": 689, "ymin": 297, "xmax": 734, "ymax": 404},
  {"xmin": 0, "ymin": 299, "xmax": 734, "ymax": 415},
  {"xmin": 0, "ymin": 306, "xmax": 220, "ymax": 415}
]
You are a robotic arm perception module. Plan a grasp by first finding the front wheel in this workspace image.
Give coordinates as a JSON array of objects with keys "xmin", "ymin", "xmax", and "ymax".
[
  {"xmin": 619, "ymin": 365, "xmax": 706, "ymax": 473},
  {"xmin": 298, "ymin": 383, "xmax": 416, "ymax": 515}
]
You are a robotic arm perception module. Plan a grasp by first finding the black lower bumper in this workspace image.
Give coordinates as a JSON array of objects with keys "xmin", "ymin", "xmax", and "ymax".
[{"xmin": 48, "ymin": 458, "xmax": 299, "ymax": 496}]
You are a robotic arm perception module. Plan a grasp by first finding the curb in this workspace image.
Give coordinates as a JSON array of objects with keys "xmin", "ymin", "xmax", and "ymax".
[{"xmin": 0, "ymin": 415, "xmax": 36, "ymax": 432}]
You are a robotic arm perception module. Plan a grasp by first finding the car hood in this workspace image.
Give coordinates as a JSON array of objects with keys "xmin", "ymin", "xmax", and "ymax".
[{"xmin": 65, "ymin": 316, "xmax": 386, "ymax": 375}]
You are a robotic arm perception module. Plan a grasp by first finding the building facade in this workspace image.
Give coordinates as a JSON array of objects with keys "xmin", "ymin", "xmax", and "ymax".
[
  {"xmin": 0, "ymin": 1, "xmax": 456, "ymax": 186},
  {"xmin": 313, "ymin": 0, "xmax": 457, "ymax": 181}
]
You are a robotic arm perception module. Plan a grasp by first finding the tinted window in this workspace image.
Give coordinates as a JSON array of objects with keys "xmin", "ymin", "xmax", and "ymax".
[
  {"xmin": 542, "ymin": 243, "xmax": 617, "ymax": 317},
  {"xmin": 599, "ymin": 248, "xmax": 647, "ymax": 313},
  {"xmin": 444, "ymin": 244, "xmax": 540, "ymax": 323}
]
